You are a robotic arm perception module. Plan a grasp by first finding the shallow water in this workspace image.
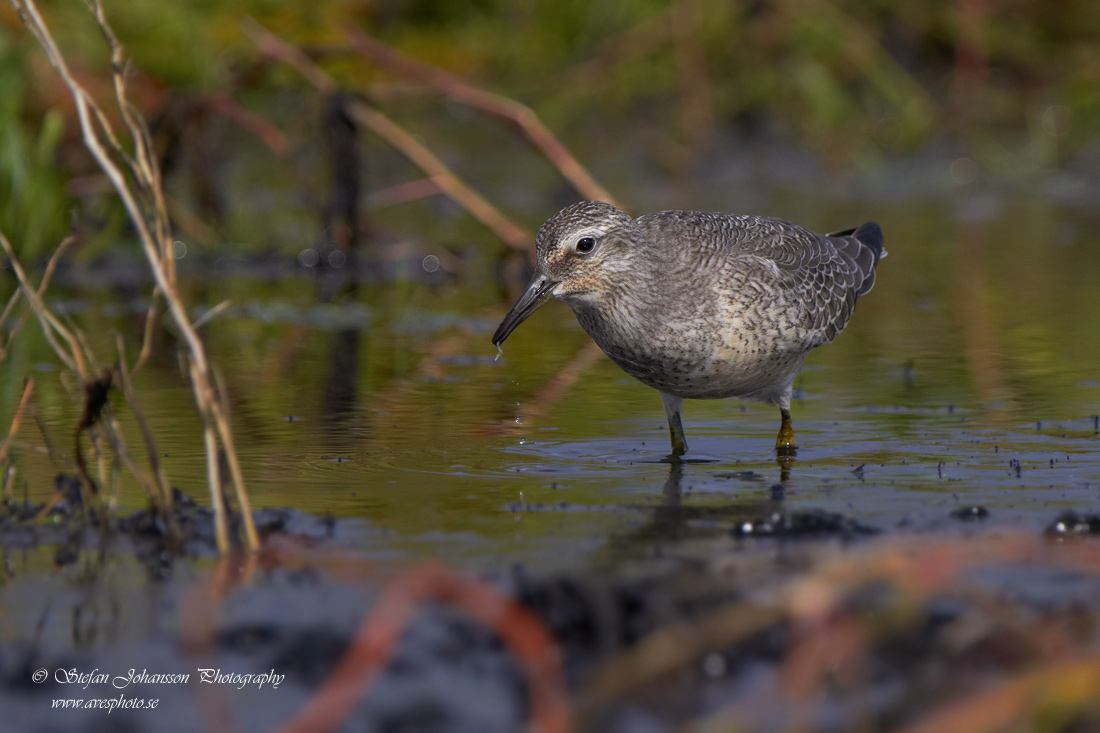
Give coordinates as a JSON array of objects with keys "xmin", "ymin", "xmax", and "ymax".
[
  {"xmin": 3, "ymin": 181, "xmax": 1100, "ymax": 730},
  {"xmin": 9, "ymin": 189, "xmax": 1099, "ymax": 563}
]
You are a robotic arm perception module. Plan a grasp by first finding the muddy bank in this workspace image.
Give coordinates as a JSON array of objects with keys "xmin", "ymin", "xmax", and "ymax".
[
  {"xmin": 1, "ymin": 473, "xmax": 336, "ymax": 578},
  {"xmin": 5, "ymin": 486, "xmax": 1100, "ymax": 732}
]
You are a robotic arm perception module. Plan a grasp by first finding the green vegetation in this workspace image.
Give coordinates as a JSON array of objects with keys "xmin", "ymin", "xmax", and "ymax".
[
  {"xmin": 0, "ymin": 33, "xmax": 69, "ymax": 259},
  {"xmin": 2, "ymin": 0, "xmax": 1099, "ymax": 258}
]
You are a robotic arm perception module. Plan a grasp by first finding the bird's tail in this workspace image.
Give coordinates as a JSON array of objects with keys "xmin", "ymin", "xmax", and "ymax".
[{"xmin": 828, "ymin": 222, "xmax": 886, "ymax": 297}]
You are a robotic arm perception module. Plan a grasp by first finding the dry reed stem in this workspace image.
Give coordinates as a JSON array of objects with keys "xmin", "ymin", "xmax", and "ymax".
[
  {"xmin": 69, "ymin": 319, "xmax": 99, "ymax": 368},
  {"xmin": 365, "ymin": 178, "xmax": 441, "ymax": 209},
  {"xmin": 0, "ymin": 378, "xmax": 35, "ymax": 471},
  {"xmin": 190, "ymin": 359, "xmax": 229, "ymax": 554},
  {"xmin": 166, "ymin": 197, "xmax": 215, "ymax": 245},
  {"xmin": 343, "ymin": 28, "xmax": 624, "ymax": 209},
  {"xmin": 241, "ymin": 18, "xmax": 532, "ymax": 253},
  {"xmin": 0, "ymin": 234, "xmax": 71, "ymax": 364},
  {"xmin": 347, "ymin": 102, "xmax": 531, "ymax": 250},
  {"xmin": 210, "ymin": 367, "xmax": 258, "ymax": 550},
  {"xmin": 85, "ymin": 0, "xmax": 175, "ymax": 281},
  {"xmin": 198, "ymin": 93, "xmax": 289, "ymax": 154},
  {"xmin": 13, "ymin": 0, "xmax": 188, "ymax": 366},
  {"xmin": 190, "ymin": 300, "xmax": 231, "ymax": 330},
  {"xmin": 115, "ymin": 336, "xmax": 172, "ymax": 510},
  {"xmin": 0, "ymin": 231, "xmax": 85, "ymax": 376},
  {"xmin": 133, "ymin": 296, "xmax": 160, "ymax": 373},
  {"xmin": 11, "ymin": 0, "xmax": 257, "ymax": 552},
  {"xmin": 97, "ymin": 408, "xmax": 161, "ymax": 506},
  {"xmin": 0, "ymin": 291, "xmax": 20, "ymax": 340}
]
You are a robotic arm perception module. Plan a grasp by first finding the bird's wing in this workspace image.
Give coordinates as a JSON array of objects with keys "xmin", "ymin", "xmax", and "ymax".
[{"xmin": 640, "ymin": 212, "xmax": 884, "ymax": 347}]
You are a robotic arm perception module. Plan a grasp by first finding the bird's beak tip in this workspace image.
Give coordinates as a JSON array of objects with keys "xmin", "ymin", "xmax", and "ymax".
[{"xmin": 492, "ymin": 272, "xmax": 556, "ymax": 347}]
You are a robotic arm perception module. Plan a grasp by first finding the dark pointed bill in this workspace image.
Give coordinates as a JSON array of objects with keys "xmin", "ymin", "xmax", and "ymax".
[{"xmin": 492, "ymin": 271, "xmax": 558, "ymax": 346}]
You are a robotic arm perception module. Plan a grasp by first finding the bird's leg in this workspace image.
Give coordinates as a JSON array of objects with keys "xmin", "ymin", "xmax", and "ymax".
[
  {"xmin": 660, "ymin": 392, "xmax": 687, "ymax": 457},
  {"xmin": 776, "ymin": 407, "xmax": 797, "ymax": 454}
]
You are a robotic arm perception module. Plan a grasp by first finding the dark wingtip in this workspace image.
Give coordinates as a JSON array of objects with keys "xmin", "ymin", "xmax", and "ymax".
[
  {"xmin": 852, "ymin": 221, "xmax": 885, "ymax": 261},
  {"xmin": 828, "ymin": 221, "xmax": 886, "ymax": 298}
]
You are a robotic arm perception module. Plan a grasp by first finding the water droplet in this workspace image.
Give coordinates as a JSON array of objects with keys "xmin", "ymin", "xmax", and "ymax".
[
  {"xmin": 421, "ymin": 254, "xmax": 440, "ymax": 273},
  {"xmin": 514, "ymin": 416, "xmax": 523, "ymax": 425},
  {"xmin": 173, "ymin": 240, "xmax": 187, "ymax": 259}
]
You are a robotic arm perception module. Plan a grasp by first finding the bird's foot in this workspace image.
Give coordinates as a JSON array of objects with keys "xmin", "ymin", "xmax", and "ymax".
[
  {"xmin": 669, "ymin": 429, "xmax": 687, "ymax": 459},
  {"xmin": 775, "ymin": 409, "xmax": 797, "ymax": 456}
]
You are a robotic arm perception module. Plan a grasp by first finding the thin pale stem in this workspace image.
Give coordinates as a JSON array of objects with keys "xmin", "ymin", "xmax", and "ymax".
[
  {"xmin": 344, "ymin": 28, "xmax": 623, "ymax": 209},
  {"xmin": 0, "ymin": 378, "xmax": 35, "ymax": 469},
  {"xmin": 242, "ymin": 18, "xmax": 531, "ymax": 253}
]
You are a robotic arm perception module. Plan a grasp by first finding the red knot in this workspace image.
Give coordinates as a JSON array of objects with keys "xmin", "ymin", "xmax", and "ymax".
[{"xmin": 493, "ymin": 201, "xmax": 885, "ymax": 457}]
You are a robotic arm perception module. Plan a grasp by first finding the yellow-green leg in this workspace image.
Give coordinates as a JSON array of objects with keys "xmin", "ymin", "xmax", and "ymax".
[
  {"xmin": 776, "ymin": 407, "xmax": 797, "ymax": 453},
  {"xmin": 660, "ymin": 392, "xmax": 687, "ymax": 457}
]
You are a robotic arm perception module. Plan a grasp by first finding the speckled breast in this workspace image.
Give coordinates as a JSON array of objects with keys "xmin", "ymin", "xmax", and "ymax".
[{"xmin": 574, "ymin": 303, "xmax": 808, "ymax": 402}]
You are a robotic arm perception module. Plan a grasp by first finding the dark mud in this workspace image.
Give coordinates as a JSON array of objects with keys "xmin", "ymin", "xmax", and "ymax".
[
  {"xmin": 6, "ymin": 478, "xmax": 1100, "ymax": 732},
  {"xmin": 1, "ymin": 473, "xmax": 336, "ymax": 578}
]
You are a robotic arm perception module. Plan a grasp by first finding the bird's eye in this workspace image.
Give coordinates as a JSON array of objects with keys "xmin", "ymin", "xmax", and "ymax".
[{"xmin": 575, "ymin": 237, "xmax": 596, "ymax": 253}]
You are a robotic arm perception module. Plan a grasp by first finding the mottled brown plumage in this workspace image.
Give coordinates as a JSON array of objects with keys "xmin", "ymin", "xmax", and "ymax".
[{"xmin": 493, "ymin": 201, "xmax": 886, "ymax": 456}]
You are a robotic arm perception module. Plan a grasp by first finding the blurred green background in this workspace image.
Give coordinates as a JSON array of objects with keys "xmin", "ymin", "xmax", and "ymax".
[{"xmin": 2, "ymin": 0, "xmax": 1099, "ymax": 260}]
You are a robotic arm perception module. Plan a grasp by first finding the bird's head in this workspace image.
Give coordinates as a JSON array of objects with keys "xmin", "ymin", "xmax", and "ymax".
[{"xmin": 492, "ymin": 201, "xmax": 637, "ymax": 347}]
